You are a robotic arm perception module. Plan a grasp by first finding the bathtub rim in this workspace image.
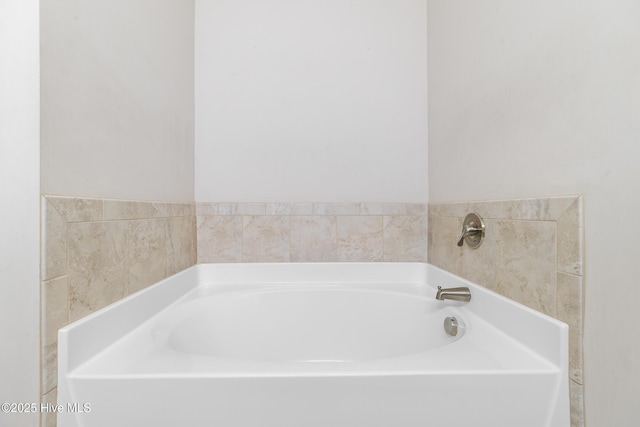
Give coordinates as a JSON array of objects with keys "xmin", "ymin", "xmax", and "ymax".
[{"xmin": 59, "ymin": 262, "xmax": 568, "ymax": 372}]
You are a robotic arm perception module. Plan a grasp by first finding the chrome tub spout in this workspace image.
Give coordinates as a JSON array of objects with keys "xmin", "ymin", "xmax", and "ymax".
[{"xmin": 436, "ymin": 286, "xmax": 471, "ymax": 302}]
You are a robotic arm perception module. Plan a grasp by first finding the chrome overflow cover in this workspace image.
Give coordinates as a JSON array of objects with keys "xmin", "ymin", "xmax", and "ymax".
[{"xmin": 444, "ymin": 316, "xmax": 458, "ymax": 336}]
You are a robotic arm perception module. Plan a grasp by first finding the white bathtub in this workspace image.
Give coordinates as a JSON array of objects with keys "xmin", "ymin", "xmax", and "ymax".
[{"xmin": 58, "ymin": 263, "xmax": 569, "ymax": 427}]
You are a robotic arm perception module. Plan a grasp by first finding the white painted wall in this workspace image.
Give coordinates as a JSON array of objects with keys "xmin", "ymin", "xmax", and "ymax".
[
  {"xmin": 428, "ymin": 1, "xmax": 640, "ymax": 425},
  {"xmin": 41, "ymin": 0, "xmax": 195, "ymax": 202},
  {"xmin": 0, "ymin": 0, "xmax": 41, "ymax": 425},
  {"xmin": 195, "ymin": 0, "xmax": 428, "ymax": 202}
]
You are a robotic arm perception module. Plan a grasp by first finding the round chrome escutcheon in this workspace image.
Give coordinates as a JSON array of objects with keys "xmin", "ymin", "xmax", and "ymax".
[{"xmin": 462, "ymin": 212, "xmax": 485, "ymax": 249}]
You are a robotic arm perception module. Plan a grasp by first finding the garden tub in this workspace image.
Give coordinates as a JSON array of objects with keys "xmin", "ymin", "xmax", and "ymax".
[{"xmin": 58, "ymin": 263, "xmax": 568, "ymax": 427}]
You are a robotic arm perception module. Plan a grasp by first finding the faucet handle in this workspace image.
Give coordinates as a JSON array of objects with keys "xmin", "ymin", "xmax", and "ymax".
[
  {"xmin": 457, "ymin": 224, "xmax": 483, "ymax": 247},
  {"xmin": 457, "ymin": 213, "xmax": 485, "ymax": 249}
]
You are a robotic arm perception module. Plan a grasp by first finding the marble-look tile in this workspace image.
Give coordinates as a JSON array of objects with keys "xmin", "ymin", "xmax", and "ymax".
[
  {"xmin": 521, "ymin": 196, "xmax": 576, "ymax": 221},
  {"xmin": 42, "ymin": 341, "xmax": 58, "ymax": 399},
  {"xmin": 430, "ymin": 202, "xmax": 474, "ymax": 218},
  {"xmin": 196, "ymin": 202, "xmax": 218, "ymax": 216},
  {"xmin": 128, "ymin": 219, "xmax": 168, "ymax": 294},
  {"xmin": 42, "ymin": 387, "xmax": 57, "ymax": 427},
  {"xmin": 406, "ymin": 203, "xmax": 428, "ymax": 216},
  {"xmin": 570, "ymin": 380, "xmax": 585, "ymax": 427},
  {"xmin": 314, "ymin": 203, "xmax": 360, "ymax": 216},
  {"xmin": 428, "ymin": 204, "xmax": 441, "ymax": 218},
  {"xmin": 557, "ymin": 197, "xmax": 583, "ymax": 275},
  {"xmin": 494, "ymin": 220, "xmax": 557, "ymax": 316},
  {"xmin": 42, "ymin": 276, "xmax": 68, "ymax": 349},
  {"xmin": 290, "ymin": 216, "xmax": 337, "ymax": 262},
  {"xmin": 197, "ymin": 216, "xmax": 243, "ymax": 263},
  {"xmin": 455, "ymin": 218, "xmax": 497, "ymax": 289},
  {"xmin": 383, "ymin": 216, "xmax": 427, "ymax": 262},
  {"xmin": 427, "ymin": 215, "xmax": 459, "ymax": 274},
  {"xmin": 68, "ymin": 221, "xmax": 130, "ymax": 322},
  {"xmin": 266, "ymin": 203, "xmax": 314, "ymax": 215},
  {"xmin": 360, "ymin": 203, "xmax": 406, "ymax": 215},
  {"xmin": 103, "ymin": 200, "xmax": 140, "ymax": 220},
  {"xmin": 557, "ymin": 273, "xmax": 584, "ymax": 384},
  {"xmin": 183, "ymin": 203, "xmax": 196, "ymax": 217},
  {"xmin": 46, "ymin": 196, "xmax": 102, "ymax": 222},
  {"xmin": 243, "ymin": 216, "xmax": 289, "ymax": 262},
  {"xmin": 166, "ymin": 216, "xmax": 197, "ymax": 275},
  {"xmin": 103, "ymin": 200, "xmax": 183, "ymax": 220},
  {"xmin": 472, "ymin": 200, "xmax": 522, "ymax": 220},
  {"xmin": 337, "ymin": 216, "xmax": 383, "ymax": 261},
  {"xmin": 42, "ymin": 197, "xmax": 67, "ymax": 280},
  {"xmin": 170, "ymin": 203, "xmax": 187, "ymax": 217},
  {"xmin": 138, "ymin": 202, "xmax": 173, "ymax": 218},
  {"xmin": 218, "ymin": 203, "xmax": 266, "ymax": 215},
  {"xmin": 41, "ymin": 276, "xmax": 68, "ymax": 394}
]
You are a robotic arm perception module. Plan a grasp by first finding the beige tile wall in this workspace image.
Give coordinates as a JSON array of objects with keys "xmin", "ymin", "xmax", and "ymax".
[
  {"xmin": 40, "ymin": 196, "xmax": 196, "ymax": 427},
  {"xmin": 196, "ymin": 203, "xmax": 428, "ymax": 263},
  {"xmin": 428, "ymin": 195, "xmax": 584, "ymax": 427}
]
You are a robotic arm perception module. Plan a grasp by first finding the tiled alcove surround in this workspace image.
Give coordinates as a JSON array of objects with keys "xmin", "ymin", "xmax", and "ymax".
[
  {"xmin": 428, "ymin": 196, "xmax": 584, "ymax": 427},
  {"xmin": 40, "ymin": 196, "xmax": 197, "ymax": 427},
  {"xmin": 41, "ymin": 196, "xmax": 580, "ymax": 425},
  {"xmin": 196, "ymin": 203, "xmax": 428, "ymax": 263}
]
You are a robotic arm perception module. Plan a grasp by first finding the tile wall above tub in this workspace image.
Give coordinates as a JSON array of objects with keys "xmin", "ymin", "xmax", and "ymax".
[
  {"xmin": 428, "ymin": 195, "xmax": 584, "ymax": 427},
  {"xmin": 196, "ymin": 202, "xmax": 428, "ymax": 263}
]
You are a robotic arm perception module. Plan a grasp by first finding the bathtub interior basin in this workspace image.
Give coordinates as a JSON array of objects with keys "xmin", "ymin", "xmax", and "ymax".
[
  {"xmin": 156, "ymin": 286, "xmax": 464, "ymax": 362},
  {"xmin": 58, "ymin": 263, "xmax": 569, "ymax": 427}
]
